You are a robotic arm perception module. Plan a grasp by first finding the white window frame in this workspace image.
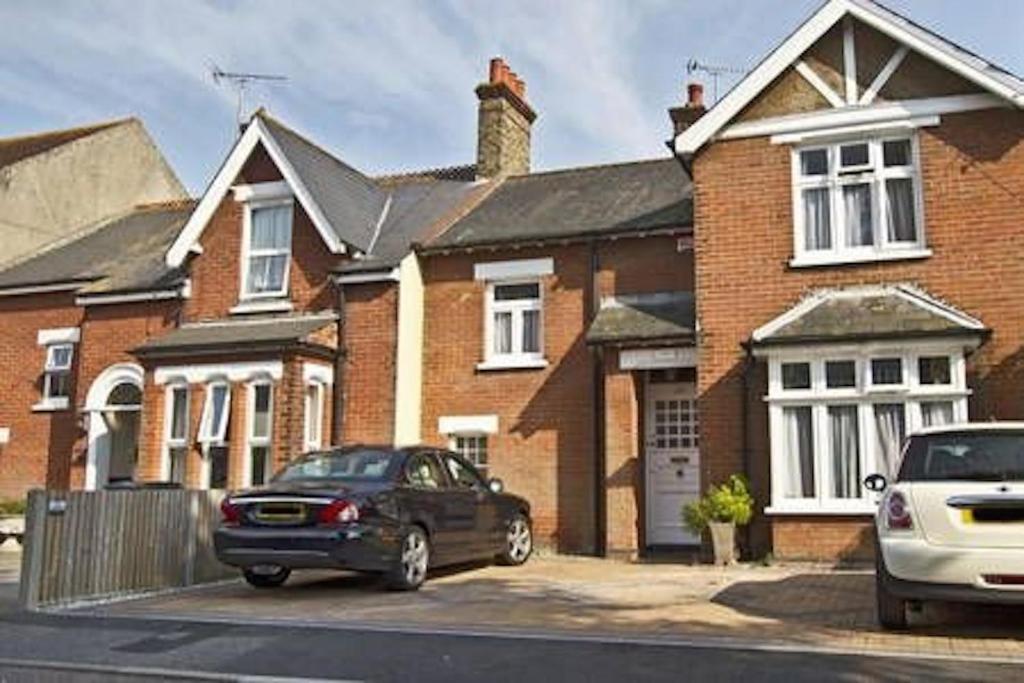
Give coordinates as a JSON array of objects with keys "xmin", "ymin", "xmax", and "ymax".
[
  {"xmin": 479, "ymin": 279, "xmax": 546, "ymax": 370},
  {"xmin": 161, "ymin": 383, "xmax": 190, "ymax": 483},
  {"xmin": 450, "ymin": 434, "xmax": 489, "ymax": 475},
  {"xmin": 38, "ymin": 342, "xmax": 74, "ymax": 410},
  {"xmin": 791, "ymin": 135, "xmax": 927, "ymax": 267},
  {"xmin": 765, "ymin": 343, "xmax": 968, "ymax": 515},
  {"xmin": 198, "ymin": 381, "xmax": 232, "ymax": 445},
  {"xmin": 304, "ymin": 381, "xmax": 325, "ymax": 452},
  {"xmin": 244, "ymin": 380, "xmax": 274, "ymax": 487},
  {"xmin": 239, "ymin": 196, "xmax": 294, "ymax": 302}
]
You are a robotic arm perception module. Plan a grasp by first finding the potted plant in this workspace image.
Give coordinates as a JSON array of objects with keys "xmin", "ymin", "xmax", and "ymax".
[{"xmin": 682, "ymin": 475, "xmax": 754, "ymax": 565}]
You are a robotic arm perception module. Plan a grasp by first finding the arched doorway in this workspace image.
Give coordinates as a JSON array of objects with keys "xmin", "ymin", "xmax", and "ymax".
[{"xmin": 85, "ymin": 363, "xmax": 144, "ymax": 490}]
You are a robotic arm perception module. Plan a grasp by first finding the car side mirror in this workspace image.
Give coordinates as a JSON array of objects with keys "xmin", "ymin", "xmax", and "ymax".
[
  {"xmin": 864, "ymin": 473, "xmax": 888, "ymax": 492},
  {"xmin": 488, "ymin": 478, "xmax": 504, "ymax": 494}
]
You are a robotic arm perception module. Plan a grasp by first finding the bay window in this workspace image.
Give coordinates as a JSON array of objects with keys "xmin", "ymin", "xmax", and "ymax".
[
  {"xmin": 247, "ymin": 381, "xmax": 274, "ymax": 486},
  {"xmin": 198, "ymin": 382, "xmax": 231, "ymax": 489},
  {"xmin": 304, "ymin": 381, "xmax": 324, "ymax": 452},
  {"xmin": 767, "ymin": 347, "xmax": 968, "ymax": 513},
  {"xmin": 163, "ymin": 384, "xmax": 190, "ymax": 484},
  {"xmin": 792, "ymin": 136, "xmax": 925, "ymax": 265}
]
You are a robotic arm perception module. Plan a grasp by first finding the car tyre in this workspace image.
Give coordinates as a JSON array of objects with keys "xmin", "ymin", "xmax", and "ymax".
[
  {"xmin": 875, "ymin": 554, "xmax": 909, "ymax": 631},
  {"xmin": 242, "ymin": 566, "xmax": 291, "ymax": 589},
  {"xmin": 387, "ymin": 526, "xmax": 430, "ymax": 591},
  {"xmin": 497, "ymin": 513, "xmax": 533, "ymax": 566}
]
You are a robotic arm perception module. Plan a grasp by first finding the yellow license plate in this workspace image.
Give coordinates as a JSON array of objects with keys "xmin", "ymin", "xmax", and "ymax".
[
  {"xmin": 255, "ymin": 503, "xmax": 306, "ymax": 523},
  {"xmin": 961, "ymin": 509, "xmax": 975, "ymax": 524}
]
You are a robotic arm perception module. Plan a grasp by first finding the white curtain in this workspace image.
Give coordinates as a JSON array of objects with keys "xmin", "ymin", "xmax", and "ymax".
[
  {"xmin": 248, "ymin": 254, "xmax": 288, "ymax": 293},
  {"xmin": 829, "ymin": 406, "xmax": 860, "ymax": 498},
  {"xmin": 921, "ymin": 401, "xmax": 954, "ymax": 427},
  {"xmin": 494, "ymin": 311, "xmax": 513, "ymax": 354},
  {"xmin": 251, "ymin": 205, "xmax": 292, "ymax": 250},
  {"xmin": 874, "ymin": 403, "xmax": 906, "ymax": 477},
  {"xmin": 843, "ymin": 183, "xmax": 874, "ymax": 246},
  {"xmin": 886, "ymin": 178, "xmax": 916, "ymax": 242},
  {"xmin": 522, "ymin": 309, "xmax": 539, "ymax": 353},
  {"xmin": 803, "ymin": 188, "xmax": 831, "ymax": 250},
  {"xmin": 784, "ymin": 406, "xmax": 815, "ymax": 498}
]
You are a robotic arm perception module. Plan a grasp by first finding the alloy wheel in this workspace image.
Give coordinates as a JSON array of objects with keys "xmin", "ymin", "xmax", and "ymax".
[
  {"xmin": 507, "ymin": 518, "xmax": 532, "ymax": 563},
  {"xmin": 402, "ymin": 531, "xmax": 429, "ymax": 585}
]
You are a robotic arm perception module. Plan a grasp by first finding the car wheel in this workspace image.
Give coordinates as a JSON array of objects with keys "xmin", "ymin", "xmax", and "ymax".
[
  {"xmin": 497, "ymin": 514, "xmax": 533, "ymax": 566},
  {"xmin": 387, "ymin": 526, "xmax": 430, "ymax": 591},
  {"xmin": 243, "ymin": 565, "xmax": 291, "ymax": 589},
  {"xmin": 875, "ymin": 554, "xmax": 909, "ymax": 630}
]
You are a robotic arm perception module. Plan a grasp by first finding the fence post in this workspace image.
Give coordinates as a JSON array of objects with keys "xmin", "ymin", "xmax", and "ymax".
[
  {"xmin": 183, "ymin": 491, "xmax": 199, "ymax": 586},
  {"xmin": 18, "ymin": 490, "xmax": 47, "ymax": 610}
]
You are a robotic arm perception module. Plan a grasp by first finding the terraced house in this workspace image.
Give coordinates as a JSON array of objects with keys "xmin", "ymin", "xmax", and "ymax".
[{"xmin": 1, "ymin": 0, "xmax": 1023, "ymax": 561}]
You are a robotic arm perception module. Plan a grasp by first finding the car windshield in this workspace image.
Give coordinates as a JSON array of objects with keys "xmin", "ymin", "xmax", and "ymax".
[
  {"xmin": 275, "ymin": 449, "xmax": 397, "ymax": 482},
  {"xmin": 899, "ymin": 432, "xmax": 1024, "ymax": 482}
]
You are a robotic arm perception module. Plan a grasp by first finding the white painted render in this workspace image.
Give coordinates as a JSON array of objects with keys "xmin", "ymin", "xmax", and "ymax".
[{"xmin": 394, "ymin": 253, "xmax": 424, "ymax": 446}]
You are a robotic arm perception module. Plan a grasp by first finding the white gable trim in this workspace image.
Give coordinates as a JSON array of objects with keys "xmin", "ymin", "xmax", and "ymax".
[
  {"xmin": 165, "ymin": 118, "xmax": 345, "ymax": 268},
  {"xmin": 794, "ymin": 61, "xmax": 845, "ymax": 108},
  {"xmin": 674, "ymin": 0, "xmax": 1024, "ymax": 155},
  {"xmin": 860, "ymin": 45, "xmax": 910, "ymax": 105}
]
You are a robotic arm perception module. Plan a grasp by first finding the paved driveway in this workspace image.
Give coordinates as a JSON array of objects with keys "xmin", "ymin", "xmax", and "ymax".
[{"xmin": 81, "ymin": 555, "xmax": 1024, "ymax": 661}]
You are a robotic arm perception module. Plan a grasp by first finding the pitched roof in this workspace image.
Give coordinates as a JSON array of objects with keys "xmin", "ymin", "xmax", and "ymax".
[
  {"xmin": 750, "ymin": 285, "xmax": 987, "ymax": 347},
  {"xmin": 423, "ymin": 158, "xmax": 691, "ymax": 250},
  {"xmin": 132, "ymin": 313, "xmax": 336, "ymax": 357},
  {"xmin": 0, "ymin": 119, "xmax": 127, "ymax": 169},
  {"xmin": 0, "ymin": 201, "xmax": 195, "ymax": 294},
  {"xmin": 674, "ymin": 0, "xmax": 1024, "ymax": 155},
  {"xmin": 586, "ymin": 291, "xmax": 696, "ymax": 345}
]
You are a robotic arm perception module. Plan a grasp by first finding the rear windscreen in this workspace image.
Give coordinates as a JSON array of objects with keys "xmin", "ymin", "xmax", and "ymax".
[{"xmin": 899, "ymin": 432, "xmax": 1024, "ymax": 482}]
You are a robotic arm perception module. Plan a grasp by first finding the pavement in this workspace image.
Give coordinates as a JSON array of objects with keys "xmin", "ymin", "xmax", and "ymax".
[{"xmin": 69, "ymin": 554, "xmax": 1024, "ymax": 662}]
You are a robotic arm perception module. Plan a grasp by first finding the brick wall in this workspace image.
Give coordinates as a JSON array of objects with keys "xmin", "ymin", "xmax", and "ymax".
[
  {"xmin": 693, "ymin": 108, "xmax": 1024, "ymax": 559},
  {"xmin": 341, "ymin": 282, "xmax": 398, "ymax": 444}
]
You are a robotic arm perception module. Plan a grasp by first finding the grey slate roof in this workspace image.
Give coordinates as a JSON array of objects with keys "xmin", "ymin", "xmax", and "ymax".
[
  {"xmin": 753, "ymin": 287, "xmax": 988, "ymax": 346},
  {"xmin": 424, "ymin": 158, "xmax": 692, "ymax": 250},
  {"xmin": 587, "ymin": 291, "xmax": 696, "ymax": 345},
  {"xmin": 133, "ymin": 314, "xmax": 336, "ymax": 356},
  {"xmin": 0, "ymin": 201, "xmax": 195, "ymax": 293},
  {"xmin": 260, "ymin": 114, "xmax": 387, "ymax": 254}
]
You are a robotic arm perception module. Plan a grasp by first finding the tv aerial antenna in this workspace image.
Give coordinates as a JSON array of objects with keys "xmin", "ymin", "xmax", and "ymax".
[
  {"xmin": 686, "ymin": 59, "xmax": 750, "ymax": 103},
  {"xmin": 210, "ymin": 64, "xmax": 288, "ymax": 133}
]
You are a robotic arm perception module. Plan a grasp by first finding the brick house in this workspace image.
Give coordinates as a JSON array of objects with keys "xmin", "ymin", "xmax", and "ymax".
[{"xmin": 675, "ymin": 0, "xmax": 1024, "ymax": 560}]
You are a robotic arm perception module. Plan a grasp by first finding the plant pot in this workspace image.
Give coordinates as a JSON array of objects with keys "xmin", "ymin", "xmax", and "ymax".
[{"xmin": 707, "ymin": 521, "xmax": 736, "ymax": 565}]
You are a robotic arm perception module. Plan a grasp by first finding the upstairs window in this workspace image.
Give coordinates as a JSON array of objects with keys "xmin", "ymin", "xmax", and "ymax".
[
  {"xmin": 242, "ymin": 200, "xmax": 293, "ymax": 298},
  {"xmin": 793, "ymin": 137, "xmax": 924, "ymax": 265},
  {"xmin": 42, "ymin": 343, "xmax": 74, "ymax": 405},
  {"xmin": 486, "ymin": 281, "xmax": 543, "ymax": 364}
]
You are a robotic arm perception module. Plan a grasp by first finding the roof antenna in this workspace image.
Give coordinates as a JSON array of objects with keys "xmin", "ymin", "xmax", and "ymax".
[
  {"xmin": 210, "ymin": 64, "xmax": 288, "ymax": 134},
  {"xmin": 686, "ymin": 59, "xmax": 750, "ymax": 103}
]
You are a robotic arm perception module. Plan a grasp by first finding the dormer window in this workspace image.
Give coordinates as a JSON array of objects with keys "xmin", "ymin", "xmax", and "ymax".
[
  {"xmin": 242, "ymin": 199, "xmax": 293, "ymax": 299},
  {"xmin": 792, "ymin": 136, "xmax": 926, "ymax": 267}
]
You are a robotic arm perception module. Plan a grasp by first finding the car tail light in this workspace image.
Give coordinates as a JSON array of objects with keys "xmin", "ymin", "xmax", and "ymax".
[
  {"xmin": 885, "ymin": 491, "xmax": 913, "ymax": 530},
  {"xmin": 220, "ymin": 498, "xmax": 241, "ymax": 525},
  {"xmin": 318, "ymin": 499, "xmax": 360, "ymax": 525}
]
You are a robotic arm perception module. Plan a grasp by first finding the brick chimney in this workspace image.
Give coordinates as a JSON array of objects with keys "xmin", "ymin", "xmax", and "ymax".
[
  {"xmin": 476, "ymin": 57, "xmax": 536, "ymax": 178},
  {"xmin": 668, "ymin": 82, "xmax": 706, "ymax": 136}
]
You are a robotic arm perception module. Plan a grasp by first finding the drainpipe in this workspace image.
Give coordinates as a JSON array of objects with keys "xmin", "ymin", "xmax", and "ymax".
[
  {"xmin": 588, "ymin": 240, "xmax": 607, "ymax": 557},
  {"xmin": 332, "ymin": 282, "xmax": 347, "ymax": 445},
  {"xmin": 740, "ymin": 341, "xmax": 754, "ymax": 558}
]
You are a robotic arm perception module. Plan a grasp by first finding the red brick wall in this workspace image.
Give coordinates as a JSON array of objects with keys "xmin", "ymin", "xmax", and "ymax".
[
  {"xmin": 184, "ymin": 143, "xmax": 336, "ymax": 321},
  {"xmin": 603, "ymin": 350, "xmax": 643, "ymax": 555},
  {"xmin": 0, "ymin": 292, "xmax": 82, "ymax": 499},
  {"xmin": 341, "ymin": 282, "xmax": 398, "ymax": 444},
  {"xmin": 693, "ymin": 108, "xmax": 1024, "ymax": 559},
  {"xmin": 421, "ymin": 237, "xmax": 692, "ymax": 553},
  {"xmin": 772, "ymin": 517, "xmax": 874, "ymax": 562}
]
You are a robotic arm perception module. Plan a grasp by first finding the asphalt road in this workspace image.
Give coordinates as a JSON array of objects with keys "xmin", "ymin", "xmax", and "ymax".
[{"xmin": 0, "ymin": 606, "xmax": 1019, "ymax": 683}]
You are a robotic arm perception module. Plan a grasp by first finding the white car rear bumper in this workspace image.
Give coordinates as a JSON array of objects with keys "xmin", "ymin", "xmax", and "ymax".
[{"xmin": 880, "ymin": 535, "xmax": 1024, "ymax": 603}]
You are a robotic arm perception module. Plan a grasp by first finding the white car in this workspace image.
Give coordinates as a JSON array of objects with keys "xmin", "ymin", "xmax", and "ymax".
[{"xmin": 866, "ymin": 423, "xmax": 1024, "ymax": 630}]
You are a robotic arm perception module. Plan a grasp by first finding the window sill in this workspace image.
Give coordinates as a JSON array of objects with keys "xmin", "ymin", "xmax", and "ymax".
[
  {"xmin": 764, "ymin": 505, "xmax": 876, "ymax": 517},
  {"xmin": 476, "ymin": 358, "xmax": 549, "ymax": 372},
  {"xmin": 32, "ymin": 399, "xmax": 70, "ymax": 412},
  {"xmin": 789, "ymin": 248, "xmax": 932, "ymax": 269},
  {"xmin": 230, "ymin": 299, "xmax": 294, "ymax": 315}
]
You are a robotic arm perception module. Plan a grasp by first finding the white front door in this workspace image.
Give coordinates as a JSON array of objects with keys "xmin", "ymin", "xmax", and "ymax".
[{"xmin": 645, "ymin": 380, "xmax": 700, "ymax": 545}]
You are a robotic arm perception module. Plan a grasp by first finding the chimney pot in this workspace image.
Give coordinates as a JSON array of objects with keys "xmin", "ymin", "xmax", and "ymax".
[
  {"xmin": 489, "ymin": 57, "xmax": 504, "ymax": 84},
  {"xmin": 687, "ymin": 82, "xmax": 704, "ymax": 109}
]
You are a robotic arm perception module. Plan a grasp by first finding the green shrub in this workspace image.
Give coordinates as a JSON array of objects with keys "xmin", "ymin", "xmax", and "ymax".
[
  {"xmin": 0, "ymin": 499, "xmax": 27, "ymax": 516},
  {"xmin": 682, "ymin": 475, "xmax": 754, "ymax": 535}
]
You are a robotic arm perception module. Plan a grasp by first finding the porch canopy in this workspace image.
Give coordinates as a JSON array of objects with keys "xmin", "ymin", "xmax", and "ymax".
[
  {"xmin": 749, "ymin": 285, "xmax": 988, "ymax": 349},
  {"xmin": 132, "ymin": 313, "xmax": 338, "ymax": 360},
  {"xmin": 586, "ymin": 291, "xmax": 695, "ymax": 348}
]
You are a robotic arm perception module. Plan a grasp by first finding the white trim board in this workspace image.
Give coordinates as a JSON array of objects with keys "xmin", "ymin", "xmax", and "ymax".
[
  {"xmin": 154, "ymin": 361, "xmax": 284, "ymax": 385},
  {"xmin": 438, "ymin": 415, "xmax": 499, "ymax": 435},
  {"xmin": 37, "ymin": 327, "xmax": 80, "ymax": 345},
  {"xmin": 334, "ymin": 268, "xmax": 400, "ymax": 285},
  {"xmin": 165, "ymin": 117, "xmax": 347, "ymax": 268},
  {"xmin": 76, "ymin": 285, "xmax": 188, "ymax": 307},
  {"xmin": 303, "ymin": 362, "xmax": 334, "ymax": 386},
  {"xmin": 673, "ymin": 0, "xmax": 1024, "ymax": 155},
  {"xmin": 0, "ymin": 282, "xmax": 85, "ymax": 298},
  {"xmin": 474, "ymin": 258, "xmax": 554, "ymax": 281}
]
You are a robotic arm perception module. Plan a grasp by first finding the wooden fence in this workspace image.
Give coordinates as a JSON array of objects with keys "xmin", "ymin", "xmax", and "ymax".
[{"xmin": 19, "ymin": 489, "xmax": 235, "ymax": 609}]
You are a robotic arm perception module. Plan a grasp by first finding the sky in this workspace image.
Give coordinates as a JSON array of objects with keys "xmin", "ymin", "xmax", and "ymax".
[{"xmin": 2, "ymin": 1, "xmax": 1022, "ymax": 195}]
